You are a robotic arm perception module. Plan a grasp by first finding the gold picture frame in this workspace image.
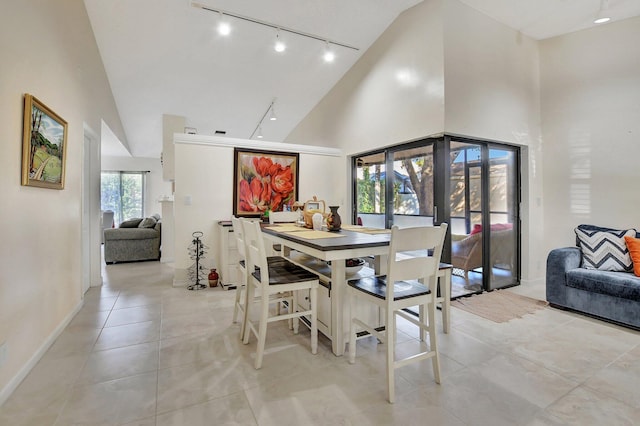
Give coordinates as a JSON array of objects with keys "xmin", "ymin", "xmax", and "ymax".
[{"xmin": 21, "ymin": 94, "xmax": 68, "ymax": 189}]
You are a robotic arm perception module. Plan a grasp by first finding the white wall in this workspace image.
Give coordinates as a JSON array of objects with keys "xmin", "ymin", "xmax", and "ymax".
[
  {"xmin": 442, "ymin": 0, "xmax": 543, "ymax": 282},
  {"xmin": 286, "ymin": 0, "xmax": 446, "ymax": 154},
  {"xmin": 540, "ymin": 16, "xmax": 640, "ymax": 256},
  {"xmin": 172, "ymin": 135, "xmax": 342, "ymax": 285},
  {"xmin": 101, "ymin": 156, "xmax": 172, "ymax": 220},
  {"xmin": 0, "ymin": 0, "xmax": 126, "ymax": 402}
]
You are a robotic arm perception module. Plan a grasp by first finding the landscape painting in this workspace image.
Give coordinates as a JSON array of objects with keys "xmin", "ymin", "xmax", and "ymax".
[{"xmin": 22, "ymin": 94, "xmax": 68, "ymax": 189}]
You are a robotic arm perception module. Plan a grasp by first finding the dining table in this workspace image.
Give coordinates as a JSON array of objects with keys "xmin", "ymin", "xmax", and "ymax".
[{"xmin": 261, "ymin": 223, "xmax": 452, "ymax": 356}]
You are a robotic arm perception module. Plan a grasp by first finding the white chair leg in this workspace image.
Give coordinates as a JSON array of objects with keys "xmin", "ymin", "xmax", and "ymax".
[
  {"xmin": 386, "ymin": 308, "xmax": 395, "ymax": 404},
  {"xmin": 310, "ymin": 286, "xmax": 318, "ymax": 354},
  {"xmin": 255, "ymin": 295, "xmax": 270, "ymax": 369},
  {"xmin": 234, "ymin": 284, "xmax": 248, "ymax": 341},
  {"xmin": 292, "ymin": 290, "xmax": 300, "ymax": 334},
  {"xmin": 428, "ymin": 301, "xmax": 441, "ymax": 384},
  {"xmin": 419, "ymin": 303, "xmax": 426, "ymax": 342},
  {"xmin": 233, "ymin": 286, "xmax": 241, "ymax": 323},
  {"xmin": 242, "ymin": 282, "xmax": 254, "ymax": 345},
  {"xmin": 287, "ymin": 291, "xmax": 294, "ymax": 330},
  {"xmin": 349, "ymin": 291, "xmax": 357, "ymax": 364}
]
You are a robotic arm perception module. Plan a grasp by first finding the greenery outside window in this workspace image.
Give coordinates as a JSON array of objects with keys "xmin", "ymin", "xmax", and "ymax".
[{"xmin": 101, "ymin": 171, "xmax": 145, "ymax": 226}]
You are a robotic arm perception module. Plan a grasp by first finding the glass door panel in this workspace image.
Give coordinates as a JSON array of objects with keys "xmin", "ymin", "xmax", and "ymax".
[
  {"xmin": 390, "ymin": 144, "xmax": 434, "ymax": 228},
  {"xmin": 487, "ymin": 147, "xmax": 519, "ymax": 290},
  {"xmin": 450, "ymin": 142, "xmax": 484, "ymax": 296},
  {"xmin": 354, "ymin": 152, "xmax": 386, "ymax": 228}
]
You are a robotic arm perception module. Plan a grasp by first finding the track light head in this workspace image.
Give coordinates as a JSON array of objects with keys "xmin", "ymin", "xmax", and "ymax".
[
  {"xmin": 274, "ymin": 30, "xmax": 286, "ymax": 52},
  {"xmin": 323, "ymin": 42, "xmax": 335, "ymax": 63},
  {"xmin": 594, "ymin": 0, "xmax": 611, "ymax": 24},
  {"xmin": 217, "ymin": 12, "xmax": 231, "ymax": 36}
]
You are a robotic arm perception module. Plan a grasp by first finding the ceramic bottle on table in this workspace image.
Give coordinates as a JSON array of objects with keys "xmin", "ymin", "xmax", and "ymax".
[{"xmin": 327, "ymin": 206, "xmax": 342, "ymax": 231}]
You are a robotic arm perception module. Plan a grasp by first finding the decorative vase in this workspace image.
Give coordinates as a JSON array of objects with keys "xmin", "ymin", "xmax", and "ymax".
[
  {"xmin": 208, "ymin": 268, "xmax": 219, "ymax": 287},
  {"xmin": 327, "ymin": 206, "xmax": 342, "ymax": 231}
]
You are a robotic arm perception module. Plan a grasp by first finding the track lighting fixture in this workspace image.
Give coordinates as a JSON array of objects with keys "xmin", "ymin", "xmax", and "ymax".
[
  {"xmin": 192, "ymin": 2, "xmax": 359, "ymax": 60},
  {"xmin": 250, "ymin": 99, "xmax": 277, "ymax": 140}
]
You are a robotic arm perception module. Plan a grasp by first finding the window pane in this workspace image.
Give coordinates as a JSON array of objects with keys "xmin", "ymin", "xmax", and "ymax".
[
  {"xmin": 101, "ymin": 172, "xmax": 121, "ymax": 224},
  {"xmin": 101, "ymin": 172, "xmax": 144, "ymax": 226},
  {"xmin": 354, "ymin": 152, "xmax": 385, "ymax": 228},
  {"xmin": 121, "ymin": 173, "xmax": 143, "ymax": 220},
  {"xmin": 392, "ymin": 145, "xmax": 433, "ymax": 216}
]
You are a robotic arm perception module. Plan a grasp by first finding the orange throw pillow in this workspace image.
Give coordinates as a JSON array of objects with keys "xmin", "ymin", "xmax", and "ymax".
[{"xmin": 624, "ymin": 236, "xmax": 640, "ymax": 277}]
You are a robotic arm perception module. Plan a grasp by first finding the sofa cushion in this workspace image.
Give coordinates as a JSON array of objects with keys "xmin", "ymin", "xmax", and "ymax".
[
  {"xmin": 575, "ymin": 225, "xmax": 636, "ymax": 272},
  {"xmin": 120, "ymin": 218, "xmax": 143, "ymax": 228},
  {"xmin": 566, "ymin": 269, "xmax": 640, "ymax": 302},
  {"xmin": 104, "ymin": 228, "xmax": 159, "ymax": 241},
  {"xmin": 625, "ymin": 236, "xmax": 640, "ymax": 277},
  {"xmin": 138, "ymin": 217, "xmax": 157, "ymax": 228}
]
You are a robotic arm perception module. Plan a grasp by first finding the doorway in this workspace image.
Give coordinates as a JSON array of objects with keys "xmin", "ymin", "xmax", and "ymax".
[{"xmin": 82, "ymin": 127, "xmax": 102, "ymax": 295}]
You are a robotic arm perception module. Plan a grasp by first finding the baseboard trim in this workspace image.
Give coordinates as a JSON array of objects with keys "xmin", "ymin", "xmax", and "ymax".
[
  {"xmin": 0, "ymin": 299, "xmax": 84, "ymax": 406},
  {"xmin": 521, "ymin": 277, "xmax": 545, "ymax": 286}
]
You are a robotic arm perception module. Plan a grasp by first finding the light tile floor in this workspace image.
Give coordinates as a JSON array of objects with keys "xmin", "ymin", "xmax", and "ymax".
[{"xmin": 2, "ymin": 261, "xmax": 640, "ymax": 425}]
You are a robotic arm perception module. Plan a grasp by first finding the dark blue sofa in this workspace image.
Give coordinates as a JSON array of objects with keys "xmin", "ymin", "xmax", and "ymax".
[{"xmin": 546, "ymin": 246, "xmax": 640, "ymax": 329}]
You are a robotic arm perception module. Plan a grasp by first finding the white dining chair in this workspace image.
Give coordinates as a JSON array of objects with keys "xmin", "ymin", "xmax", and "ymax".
[
  {"xmin": 268, "ymin": 210, "xmax": 300, "ymax": 255},
  {"xmin": 268, "ymin": 210, "xmax": 299, "ymax": 224},
  {"xmin": 241, "ymin": 219, "xmax": 320, "ymax": 369},
  {"xmin": 230, "ymin": 216, "xmax": 249, "ymax": 340},
  {"xmin": 347, "ymin": 223, "xmax": 448, "ymax": 403}
]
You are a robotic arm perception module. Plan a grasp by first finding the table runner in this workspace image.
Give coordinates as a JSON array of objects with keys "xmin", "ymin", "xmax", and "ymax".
[
  {"xmin": 341, "ymin": 225, "xmax": 391, "ymax": 235},
  {"xmin": 264, "ymin": 224, "xmax": 304, "ymax": 232},
  {"xmin": 283, "ymin": 230, "xmax": 346, "ymax": 240}
]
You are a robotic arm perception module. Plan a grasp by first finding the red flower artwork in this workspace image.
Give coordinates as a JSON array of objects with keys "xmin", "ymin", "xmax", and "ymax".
[{"xmin": 235, "ymin": 151, "xmax": 297, "ymax": 215}]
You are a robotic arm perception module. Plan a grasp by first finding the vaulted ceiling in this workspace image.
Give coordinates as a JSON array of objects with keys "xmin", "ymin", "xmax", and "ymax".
[{"xmin": 84, "ymin": 0, "xmax": 640, "ymax": 158}]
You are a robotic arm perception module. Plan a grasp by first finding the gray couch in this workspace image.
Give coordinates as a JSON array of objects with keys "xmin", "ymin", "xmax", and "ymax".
[
  {"xmin": 546, "ymin": 240, "xmax": 640, "ymax": 330},
  {"xmin": 104, "ymin": 215, "xmax": 161, "ymax": 264}
]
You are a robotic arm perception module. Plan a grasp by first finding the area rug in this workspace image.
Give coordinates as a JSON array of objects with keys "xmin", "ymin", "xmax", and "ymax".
[{"xmin": 451, "ymin": 290, "xmax": 549, "ymax": 323}]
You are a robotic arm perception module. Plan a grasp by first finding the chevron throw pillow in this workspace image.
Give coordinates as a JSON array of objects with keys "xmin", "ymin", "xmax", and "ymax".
[{"xmin": 575, "ymin": 225, "xmax": 636, "ymax": 272}]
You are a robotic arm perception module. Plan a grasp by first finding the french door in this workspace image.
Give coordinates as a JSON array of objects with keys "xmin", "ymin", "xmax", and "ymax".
[{"xmin": 352, "ymin": 135, "xmax": 520, "ymax": 295}]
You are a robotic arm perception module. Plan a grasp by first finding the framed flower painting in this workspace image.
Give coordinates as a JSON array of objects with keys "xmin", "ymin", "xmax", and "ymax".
[{"xmin": 233, "ymin": 148, "xmax": 299, "ymax": 217}]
